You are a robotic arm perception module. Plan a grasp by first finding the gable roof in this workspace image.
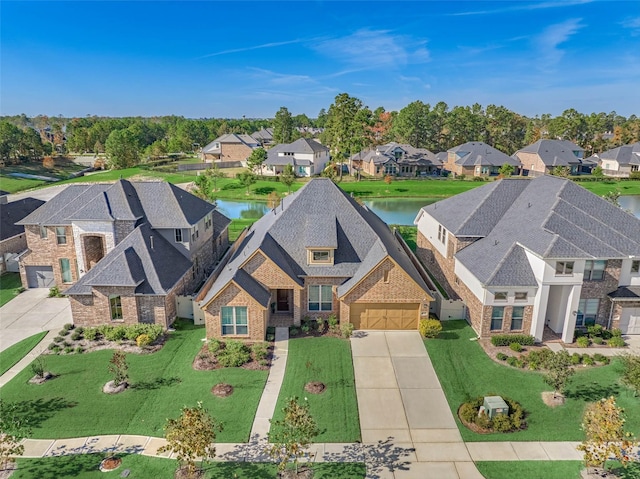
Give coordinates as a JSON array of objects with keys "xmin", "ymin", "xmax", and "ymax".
[
  {"xmin": 590, "ymin": 142, "xmax": 640, "ymax": 166},
  {"xmin": 201, "ymin": 178, "xmax": 431, "ymax": 306},
  {"xmin": 201, "ymin": 133, "xmax": 259, "ymax": 154},
  {"xmin": 18, "ymin": 180, "xmax": 215, "ymax": 229},
  {"xmin": 0, "ymin": 197, "xmax": 45, "ymax": 241},
  {"xmin": 449, "ymin": 142, "xmax": 520, "ymax": 167},
  {"xmin": 265, "ymin": 139, "xmax": 329, "ymax": 166},
  {"xmin": 351, "ymin": 142, "xmax": 439, "ymax": 167},
  {"xmin": 65, "ymin": 223, "xmax": 193, "ymax": 295},
  {"xmin": 419, "ymin": 176, "xmax": 640, "ymax": 287},
  {"xmin": 514, "ymin": 139, "xmax": 584, "ymax": 167}
]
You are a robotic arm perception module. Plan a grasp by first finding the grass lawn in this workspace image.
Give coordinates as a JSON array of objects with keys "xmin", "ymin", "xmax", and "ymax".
[
  {"xmin": 0, "ymin": 272, "xmax": 23, "ymax": 307},
  {"xmin": 270, "ymin": 337, "xmax": 360, "ymax": 443},
  {"xmin": 476, "ymin": 461, "xmax": 639, "ymax": 479},
  {"xmin": 0, "ymin": 321, "xmax": 267, "ymax": 442},
  {"xmin": 424, "ymin": 320, "xmax": 640, "ymax": 442},
  {"xmin": 0, "ymin": 331, "xmax": 47, "ymax": 376},
  {"xmin": 0, "ymin": 160, "xmax": 87, "ymax": 193},
  {"xmin": 228, "ymin": 218, "xmax": 258, "ymax": 242},
  {"xmin": 11, "ymin": 454, "xmax": 366, "ymax": 479}
]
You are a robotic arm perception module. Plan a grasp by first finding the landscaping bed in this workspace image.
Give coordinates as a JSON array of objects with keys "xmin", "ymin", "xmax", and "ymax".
[
  {"xmin": 270, "ymin": 337, "xmax": 360, "ymax": 443},
  {"xmin": 0, "ymin": 320, "xmax": 267, "ymax": 442},
  {"xmin": 424, "ymin": 320, "xmax": 640, "ymax": 442},
  {"xmin": 193, "ymin": 339, "xmax": 272, "ymax": 371},
  {"xmin": 285, "ymin": 315, "xmax": 354, "ymax": 340}
]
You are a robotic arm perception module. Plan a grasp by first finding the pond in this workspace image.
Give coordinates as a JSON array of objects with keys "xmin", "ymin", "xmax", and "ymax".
[{"xmin": 216, "ymin": 195, "xmax": 640, "ymax": 226}]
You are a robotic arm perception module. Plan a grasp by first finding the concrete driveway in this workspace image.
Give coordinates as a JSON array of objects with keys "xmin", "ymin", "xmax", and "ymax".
[
  {"xmin": 0, "ymin": 289, "xmax": 71, "ymax": 352},
  {"xmin": 351, "ymin": 331, "xmax": 482, "ymax": 479}
]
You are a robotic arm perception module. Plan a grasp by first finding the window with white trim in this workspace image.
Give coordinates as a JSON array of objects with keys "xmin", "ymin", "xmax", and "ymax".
[
  {"xmin": 631, "ymin": 260, "xmax": 640, "ymax": 274},
  {"xmin": 491, "ymin": 307, "xmax": 504, "ymax": 331},
  {"xmin": 60, "ymin": 258, "xmax": 72, "ymax": 283},
  {"xmin": 40, "ymin": 225, "xmax": 47, "ymax": 239},
  {"xmin": 437, "ymin": 224, "xmax": 446, "ymax": 244},
  {"xmin": 511, "ymin": 306, "xmax": 524, "ymax": 330},
  {"xmin": 515, "ymin": 292, "xmax": 528, "ymax": 301},
  {"xmin": 308, "ymin": 285, "xmax": 332, "ymax": 311},
  {"xmin": 110, "ymin": 295, "xmax": 123, "ymax": 321},
  {"xmin": 577, "ymin": 299, "xmax": 599, "ymax": 327},
  {"xmin": 221, "ymin": 306, "xmax": 248, "ymax": 335},
  {"xmin": 555, "ymin": 261, "xmax": 574, "ymax": 275},
  {"xmin": 175, "ymin": 229, "xmax": 183, "ymax": 242},
  {"xmin": 494, "ymin": 292, "xmax": 508, "ymax": 301},
  {"xmin": 584, "ymin": 260, "xmax": 606, "ymax": 281}
]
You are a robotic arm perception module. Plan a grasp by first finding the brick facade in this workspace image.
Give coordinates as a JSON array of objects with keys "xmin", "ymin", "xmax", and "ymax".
[
  {"xmin": 516, "ymin": 151, "xmax": 548, "ymax": 176},
  {"xmin": 416, "ymin": 230, "xmax": 461, "ymax": 299},
  {"xmin": 580, "ymin": 259, "xmax": 621, "ymax": 327},
  {"xmin": 0, "ymin": 233, "xmax": 27, "ymax": 273},
  {"xmin": 220, "ymin": 143, "xmax": 253, "ymax": 162}
]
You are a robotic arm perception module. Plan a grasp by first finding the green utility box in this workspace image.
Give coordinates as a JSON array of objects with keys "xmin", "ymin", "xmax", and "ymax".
[{"xmin": 483, "ymin": 396, "xmax": 509, "ymax": 419}]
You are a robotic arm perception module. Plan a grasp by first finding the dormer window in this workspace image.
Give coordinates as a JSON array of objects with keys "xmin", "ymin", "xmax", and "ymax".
[
  {"xmin": 309, "ymin": 249, "xmax": 333, "ymax": 265},
  {"xmin": 632, "ymin": 260, "xmax": 640, "ymax": 274}
]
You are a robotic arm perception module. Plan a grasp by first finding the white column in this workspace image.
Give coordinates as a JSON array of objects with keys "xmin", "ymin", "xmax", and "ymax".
[
  {"xmin": 531, "ymin": 284, "xmax": 550, "ymax": 342},
  {"xmin": 562, "ymin": 284, "xmax": 582, "ymax": 343}
]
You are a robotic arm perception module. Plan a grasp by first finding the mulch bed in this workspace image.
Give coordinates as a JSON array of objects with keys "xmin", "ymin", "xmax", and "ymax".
[
  {"xmin": 99, "ymin": 456, "xmax": 122, "ymax": 471},
  {"xmin": 193, "ymin": 342, "xmax": 273, "ymax": 371},
  {"xmin": 478, "ymin": 338, "xmax": 548, "ymax": 364},
  {"xmin": 28, "ymin": 372, "xmax": 54, "ymax": 385},
  {"xmin": 541, "ymin": 391, "xmax": 566, "ymax": 408},
  {"xmin": 457, "ymin": 405, "xmax": 494, "ymax": 434},
  {"xmin": 287, "ymin": 323, "xmax": 345, "ymax": 339},
  {"xmin": 211, "ymin": 383, "xmax": 234, "ymax": 397},
  {"xmin": 42, "ymin": 335, "xmax": 166, "ymax": 356},
  {"xmin": 304, "ymin": 381, "xmax": 326, "ymax": 394}
]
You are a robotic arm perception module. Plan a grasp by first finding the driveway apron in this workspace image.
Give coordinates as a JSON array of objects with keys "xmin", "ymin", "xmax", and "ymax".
[{"xmin": 351, "ymin": 331, "xmax": 483, "ymax": 479}]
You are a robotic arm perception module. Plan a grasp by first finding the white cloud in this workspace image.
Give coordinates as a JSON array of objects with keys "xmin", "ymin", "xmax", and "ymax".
[
  {"xmin": 248, "ymin": 67, "xmax": 314, "ymax": 86},
  {"xmin": 534, "ymin": 18, "xmax": 585, "ymax": 67},
  {"xmin": 312, "ymin": 29, "xmax": 430, "ymax": 69},
  {"xmin": 197, "ymin": 39, "xmax": 307, "ymax": 59},
  {"xmin": 450, "ymin": 0, "xmax": 593, "ymax": 17},
  {"xmin": 621, "ymin": 17, "xmax": 640, "ymax": 35}
]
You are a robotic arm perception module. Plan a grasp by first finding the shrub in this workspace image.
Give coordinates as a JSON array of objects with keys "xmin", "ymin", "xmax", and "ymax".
[
  {"xmin": 63, "ymin": 323, "xmax": 74, "ymax": 331},
  {"xmin": 289, "ymin": 327, "xmax": 300, "ymax": 337},
  {"xmin": 217, "ymin": 340, "xmax": 250, "ymax": 367},
  {"xmin": 75, "ymin": 326, "xmax": 84, "ymax": 334},
  {"xmin": 492, "ymin": 413, "xmax": 513, "ymax": 432},
  {"xmin": 491, "ymin": 334, "xmax": 535, "ymax": 347},
  {"xmin": 620, "ymin": 354, "xmax": 640, "ymax": 396},
  {"xmin": 251, "ymin": 342, "xmax": 268, "ymax": 361},
  {"xmin": 592, "ymin": 336, "xmax": 604, "ymax": 345},
  {"xmin": 582, "ymin": 355, "xmax": 595, "ymax": 366},
  {"xmin": 30, "ymin": 358, "xmax": 46, "ymax": 378},
  {"xmin": 576, "ymin": 336, "xmax": 590, "ymax": 348},
  {"xmin": 53, "ymin": 336, "xmax": 63, "ymax": 343},
  {"xmin": 84, "ymin": 328, "xmax": 99, "ymax": 341},
  {"xmin": 59, "ymin": 328, "xmax": 70, "ymax": 337},
  {"xmin": 473, "ymin": 176, "xmax": 486, "ymax": 182},
  {"xmin": 47, "ymin": 343, "xmax": 58, "ymax": 351},
  {"xmin": 419, "ymin": 319, "xmax": 442, "ymax": 339},
  {"xmin": 70, "ymin": 331, "xmax": 83, "ymax": 341},
  {"xmin": 509, "ymin": 343, "xmax": 522, "ymax": 352},
  {"xmin": 341, "ymin": 322, "xmax": 354, "ymax": 338},
  {"xmin": 496, "ymin": 352, "xmax": 508, "ymax": 361},
  {"xmin": 301, "ymin": 324, "xmax": 310, "ymax": 334},
  {"xmin": 475, "ymin": 411, "xmax": 490, "ymax": 429},
  {"xmin": 136, "ymin": 334, "xmax": 152, "ymax": 347},
  {"xmin": 608, "ymin": 336, "xmax": 625, "ymax": 348},
  {"xmin": 266, "ymin": 334, "xmax": 275, "ymax": 342},
  {"xmin": 48, "ymin": 286, "xmax": 61, "ymax": 298},
  {"xmin": 327, "ymin": 314, "xmax": 339, "ymax": 330},
  {"xmin": 593, "ymin": 353, "xmax": 607, "ymax": 363},
  {"xmin": 208, "ymin": 338, "xmax": 222, "ymax": 354},
  {"xmin": 571, "ymin": 353, "xmax": 582, "ymax": 365},
  {"xmin": 50, "ymin": 345, "xmax": 60, "ymax": 354},
  {"xmin": 459, "ymin": 402, "xmax": 477, "ymax": 423},
  {"xmin": 64, "ymin": 347, "xmax": 74, "ymax": 354},
  {"xmin": 456, "ymin": 174, "xmax": 466, "ymax": 181},
  {"xmin": 75, "ymin": 347, "xmax": 84, "ymax": 354},
  {"xmin": 611, "ymin": 328, "xmax": 623, "ymax": 338},
  {"xmin": 587, "ymin": 324, "xmax": 604, "ymax": 338},
  {"xmin": 506, "ymin": 356, "xmax": 519, "ymax": 367}
]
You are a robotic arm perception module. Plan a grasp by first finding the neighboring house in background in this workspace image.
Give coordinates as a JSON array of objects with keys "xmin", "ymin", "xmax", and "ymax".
[
  {"xmin": 17, "ymin": 180, "xmax": 230, "ymax": 328},
  {"xmin": 263, "ymin": 138, "xmax": 330, "ymax": 177},
  {"xmin": 198, "ymin": 178, "xmax": 433, "ymax": 341},
  {"xmin": 251, "ymin": 128, "xmax": 274, "ymax": 146},
  {"xmin": 351, "ymin": 143, "xmax": 441, "ymax": 177},
  {"xmin": 443, "ymin": 142, "xmax": 521, "ymax": 177},
  {"xmin": 415, "ymin": 175, "xmax": 640, "ymax": 343},
  {"xmin": 200, "ymin": 134, "xmax": 260, "ymax": 163},
  {"xmin": 0, "ymin": 196, "xmax": 45, "ymax": 273},
  {"xmin": 587, "ymin": 142, "xmax": 640, "ymax": 178},
  {"xmin": 513, "ymin": 139, "xmax": 586, "ymax": 177}
]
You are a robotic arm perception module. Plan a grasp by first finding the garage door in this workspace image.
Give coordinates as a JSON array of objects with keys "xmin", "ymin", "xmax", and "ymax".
[
  {"xmin": 350, "ymin": 303, "xmax": 419, "ymax": 330},
  {"xmin": 25, "ymin": 266, "xmax": 55, "ymax": 288},
  {"xmin": 619, "ymin": 308, "xmax": 640, "ymax": 335}
]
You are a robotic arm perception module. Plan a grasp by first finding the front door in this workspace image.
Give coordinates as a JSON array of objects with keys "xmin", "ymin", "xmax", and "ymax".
[{"xmin": 276, "ymin": 289, "xmax": 290, "ymax": 312}]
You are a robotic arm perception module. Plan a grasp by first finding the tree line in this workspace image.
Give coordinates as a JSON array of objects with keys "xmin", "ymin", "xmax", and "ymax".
[{"xmin": 1, "ymin": 97, "xmax": 639, "ymax": 169}]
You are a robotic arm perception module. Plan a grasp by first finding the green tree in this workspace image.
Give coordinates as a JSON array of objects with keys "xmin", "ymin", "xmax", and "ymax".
[
  {"xmin": 280, "ymin": 163, "xmax": 296, "ymax": 194},
  {"xmin": 108, "ymin": 350, "xmax": 129, "ymax": 387},
  {"xmin": 0, "ymin": 400, "xmax": 30, "ymax": 470},
  {"xmin": 498, "ymin": 163, "xmax": 515, "ymax": 177},
  {"xmin": 544, "ymin": 350, "xmax": 574, "ymax": 399},
  {"xmin": 550, "ymin": 166, "xmax": 570, "ymax": 178},
  {"xmin": 602, "ymin": 190, "xmax": 621, "ymax": 207},
  {"xmin": 105, "ymin": 129, "xmax": 140, "ymax": 169},
  {"xmin": 620, "ymin": 354, "xmax": 640, "ymax": 396},
  {"xmin": 591, "ymin": 165, "xmax": 604, "ymax": 177},
  {"xmin": 392, "ymin": 100, "xmax": 431, "ymax": 148},
  {"xmin": 267, "ymin": 397, "xmax": 319, "ymax": 476},
  {"xmin": 247, "ymin": 147, "xmax": 267, "ymax": 174},
  {"xmin": 273, "ymin": 107, "xmax": 294, "ymax": 144},
  {"xmin": 207, "ymin": 163, "xmax": 226, "ymax": 193},
  {"xmin": 577, "ymin": 397, "xmax": 637, "ymax": 471},
  {"xmin": 158, "ymin": 402, "xmax": 222, "ymax": 479},
  {"xmin": 0, "ymin": 121, "xmax": 24, "ymax": 163},
  {"xmin": 237, "ymin": 170, "xmax": 257, "ymax": 195}
]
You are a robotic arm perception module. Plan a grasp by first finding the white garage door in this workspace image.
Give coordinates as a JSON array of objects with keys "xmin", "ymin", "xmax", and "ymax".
[{"xmin": 619, "ymin": 308, "xmax": 640, "ymax": 335}]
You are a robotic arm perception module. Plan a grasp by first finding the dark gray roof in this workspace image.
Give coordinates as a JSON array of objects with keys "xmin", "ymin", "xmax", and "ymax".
[
  {"xmin": 304, "ymin": 215, "xmax": 337, "ymax": 248},
  {"xmin": 608, "ymin": 286, "xmax": 640, "ymax": 301},
  {"xmin": 0, "ymin": 197, "xmax": 45, "ymax": 241},
  {"xmin": 201, "ymin": 178, "xmax": 431, "ymax": 306},
  {"xmin": 514, "ymin": 139, "xmax": 584, "ymax": 167},
  {"xmin": 449, "ymin": 142, "xmax": 520, "ymax": 168},
  {"xmin": 591, "ymin": 142, "xmax": 640, "ymax": 166},
  {"xmin": 419, "ymin": 175, "xmax": 640, "ymax": 287},
  {"xmin": 18, "ymin": 180, "xmax": 215, "ymax": 229},
  {"xmin": 212, "ymin": 210, "xmax": 231, "ymax": 238},
  {"xmin": 65, "ymin": 223, "xmax": 193, "ymax": 295},
  {"xmin": 352, "ymin": 142, "xmax": 439, "ymax": 167}
]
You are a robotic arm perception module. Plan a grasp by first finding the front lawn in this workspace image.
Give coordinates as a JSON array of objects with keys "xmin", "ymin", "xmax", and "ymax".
[
  {"xmin": 0, "ymin": 331, "xmax": 47, "ymax": 376},
  {"xmin": 11, "ymin": 454, "xmax": 366, "ymax": 479},
  {"xmin": 476, "ymin": 461, "xmax": 639, "ymax": 479},
  {"xmin": 270, "ymin": 337, "xmax": 360, "ymax": 443},
  {"xmin": 0, "ymin": 272, "xmax": 23, "ymax": 307},
  {"xmin": 424, "ymin": 320, "xmax": 640, "ymax": 441},
  {"xmin": 0, "ymin": 321, "xmax": 267, "ymax": 442}
]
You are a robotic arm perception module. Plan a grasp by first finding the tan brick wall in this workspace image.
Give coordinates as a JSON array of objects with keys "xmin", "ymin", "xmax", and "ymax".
[
  {"xmin": 70, "ymin": 286, "xmax": 138, "ymax": 327},
  {"xmin": 580, "ymin": 260, "xmax": 621, "ymax": 327},
  {"xmin": 301, "ymin": 276, "xmax": 350, "ymax": 322},
  {"xmin": 80, "ymin": 234, "xmax": 106, "ymax": 271},
  {"xmin": 516, "ymin": 151, "xmax": 548, "ymax": 176},
  {"xmin": 0, "ymin": 234, "xmax": 27, "ymax": 273},
  {"xmin": 20, "ymin": 225, "xmax": 79, "ymax": 291},
  {"xmin": 221, "ymin": 143, "xmax": 253, "ymax": 162},
  {"xmin": 416, "ymin": 230, "xmax": 460, "ymax": 299},
  {"xmin": 204, "ymin": 282, "xmax": 267, "ymax": 341}
]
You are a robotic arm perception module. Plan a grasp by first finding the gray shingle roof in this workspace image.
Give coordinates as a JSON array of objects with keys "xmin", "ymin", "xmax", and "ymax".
[
  {"xmin": 351, "ymin": 143, "xmax": 439, "ymax": 167},
  {"xmin": 422, "ymin": 175, "xmax": 640, "ymax": 287},
  {"xmin": 514, "ymin": 139, "xmax": 584, "ymax": 167},
  {"xmin": 0, "ymin": 197, "xmax": 45, "ymax": 241},
  {"xmin": 449, "ymin": 142, "xmax": 520, "ymax": 167},
  {"xmin": 591, "ymin": 142, "xmax": 640, "ymax": 166},
  {"xmin": 200, "ymin": 178, "xmax": 431, "ymax": 306},
  {"xmin": 65, "ymin": 223, "xmax": 193, "ymax": 295},
  {"xmin": 304, "ymin": 215, "xmax": 337, "ymax": 248},
  {"xmin": 608, "ymin": 286, "xmax": 640, "ymax": 300}
]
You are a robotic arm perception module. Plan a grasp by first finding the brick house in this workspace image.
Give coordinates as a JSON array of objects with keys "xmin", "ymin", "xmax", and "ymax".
[
  {"xmin": 351, "ymin": 143, "xmax": 441, "ymax": 177},
  {"xmin": 198, "ymin": 178, "xmax": 433, "ymax": 340},
  {"xmin": 0, "ymin": 196, "xmax": 45, "ymax": 273},
  {"xmin": 415, "ymin": 175, "xmax": 640, "ymax": 343},
  {"xmin": 587, "ymin": 141, "xmax": 640, "ymax": 178},
  {"xmin": 200, "ymin": 134, "xmax": 259, "ymax": 163},
  {"xmin": 513, "ymin": 139, "xmax": 586, "ymax": 177},
  {"xmin": 263, "ymin": 138, "xmax": 330, "ymax": 177},
  {"xmin": 17, "ymin": 180, "xmax": 230, "ymax": 328},
  {"xmin": 443, "ymin": 141, "xmax": 521, "ymax": 177}
]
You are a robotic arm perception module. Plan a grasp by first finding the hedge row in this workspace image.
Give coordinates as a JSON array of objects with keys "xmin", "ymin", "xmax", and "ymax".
[{"xmin": 491, "ymin": 334, "xmax": 535, "ymax": 347}]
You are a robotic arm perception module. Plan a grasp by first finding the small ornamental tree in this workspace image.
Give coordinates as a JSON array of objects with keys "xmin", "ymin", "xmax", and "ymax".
[
  {"xmin": 384, "ymin": 174, "xmax": 393, "ymax": 192},
  {"xmin": 498, "ymin": 163, "xmax": 515, "ymax": 177},
  {"xmin": 207, "ymin": 164, "xmax": 226, "ymax": 193},
  {"xmin": 280, "ymin": 163, "xmax": 296, "ymax": 194},
  {"xmin": 620, "ymin": 354, "xmax": 640, "ymax": 396},
  {"xmin": 577, "ymin": 397, "xmax": 637, "ymax": 471},
  {"xmin": 544, "ymin": 350, "xmax": 574, "ymax": 399},
  {"xmin": 247, "ymin": 147, "xmax": 267, "ymax": 174},
  {"xmin": 237, "ymin": 170, "xmax": 257, "ymax": 195},
  {"xmin": 267, "ymin": 397, "xmax": 319, "ymax": 476},
  {"xmin": 108, "ymin": 350, "xmax": 128, "ymax": 387},
  {"xmin": 0, "ymin": 400, "xmax": 30, "ymax": 470},
  {"xmin": 159, "ymin": 402, "xmax": 222, "ymax": 479}
]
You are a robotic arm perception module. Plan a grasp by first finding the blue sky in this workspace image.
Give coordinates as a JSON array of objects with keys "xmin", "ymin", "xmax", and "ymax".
[{"xmin": 2, "ymin": 1, "xmax": 639, "ymax": 118}]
